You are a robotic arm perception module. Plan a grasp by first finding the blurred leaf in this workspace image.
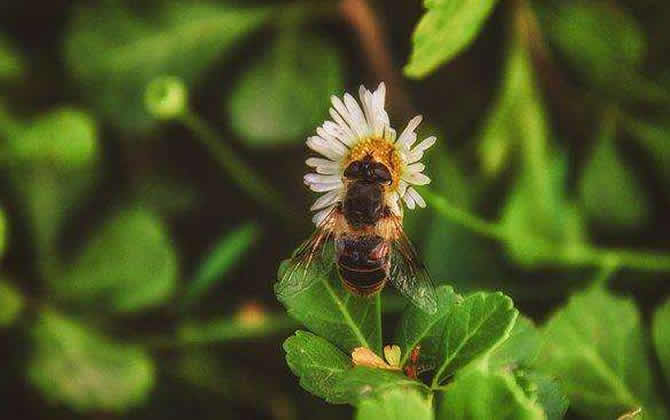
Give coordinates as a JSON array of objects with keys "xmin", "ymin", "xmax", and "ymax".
[
  {"xmin": 28, "ymin": 311, "xmax": 154, "ymax": 412},
  {"xmin": 579, "ymin": 113, "xmax": 649, "ymax": 229},
  {"xmin": 177, "ymin": 312, "xmax": 296, "ymax": 344},
  {"xmin": 229, "ymin": 31, "xmax": 343, "ymax": 145},
  {"xmin": 355, "ymin": 388, "xmax": 433, "ymax": 420},
  {"xmin": 59, "ymin": 207, "xmax": 177, "ymax": 313},
  {"xmin": 0, "ymin": 34, "xmax": 24, "ymax": 81},
  {"xmin": 524, "ymin": 371, "xmax": 570, "ymax": 420},
  {"xmin": 0, "ymin": 206, "xmax": 6, "ymax": 258},
  {"xmin": 283, "ymin": 330, "xmax": 351, "ymax": 404},
  {"xmin": 182, "ymin": 221, "xmax": 260, "ymax": 307},
  {"xmin": 539, "ymin": 286, "xmax": 664, "ymax": 419},
  {"xmin": 7, "ymin": 107, "xmax": 98, "ymax": 169},
  {"xmin": 624, "ymin": 117, "xmax": 670, "ymax": 194},
  {"xmin": 433, "ymin": 292, "xmax": 518, "ymax": 385},
  {"xmin": 134, "ymin": 178, "xmax": 198, "ymax": 217},
  {"xmin": 405, "ymin": 0, "xmax": 500, "ymax": 79},
  {"xmin": 395, "ymin": 285, "xmax": 461, "ymax": 366},
  {"xmin": 438, "ymin": 368, "xmax": 545, "ymax": 420},
  {"xmin": 332, "ymin": 367, "xmax": 429, "ymax": 405},
  {"xmin": 65, "ymin": 2, "xmax": 272, "ymax": 132},
  {"xmin": 542, "ymin": 2, "xmax": 646, "ymax": 90},
  {"xmin": 7, "ymin": 108, "xmax": 99, "ymax": 259},
  {"xmin": 0, "ymin": 280, "xmax": 23, "ymax": 327},
  {"xmin": 276, "ymin": 258, "xmax": 381, "ymax": 353},
  {"xmin": 652, "ymin": 297, "xmax": 670, "ymax": 383},
  {"xmin": 489, "ymin": 315, "xmax": 541, "ymax": 371}
]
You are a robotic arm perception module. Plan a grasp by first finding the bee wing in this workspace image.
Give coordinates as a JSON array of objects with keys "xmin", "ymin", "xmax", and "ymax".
[
  {"xmin": 388, "ymin": 218, "xmax": 438, "ymax": 314},
  {"xmin": 275, "ymin": 209, "xmax": 337, "ymax": 300}
]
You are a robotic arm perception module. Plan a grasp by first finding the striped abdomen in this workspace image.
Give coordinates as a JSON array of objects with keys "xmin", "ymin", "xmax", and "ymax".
[{"xmin": 335, "ymin": 234, "xmax": 390, "ymax": 296}]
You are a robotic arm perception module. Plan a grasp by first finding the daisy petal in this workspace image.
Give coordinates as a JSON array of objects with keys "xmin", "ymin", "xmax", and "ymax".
[
  {"xmin": 306, "ymin": 157, "xmax": 337, "ymax": 168},
  {"xmin": 396, "ymin": 115, "xmax": 423, "ymax": 148},
  {"xmin": 307, "ymin": 136, "xmax": 346, "ymax": 161},
  {"xmin": 307, "ymin": 181, "xmax": 342, "ymax": 192},
  {"xmin": 413, "ymin": 136, "xmax": 437, "ymax": 153},
  {"xmin": 402, "ymin": 171, "xmax": 431, "ymax": 186},
  {"xmin": 310, "ymin": 189, "xmax": 341, "ymax": 211},
  {"xmin": 304, "ymin": 173, "xmax": 340, "ymax": 185},
  {"xmin": 313, "ymin": 205, "xmax": 336, "ymax": 226},
  {"xmin": 405, "ymin": 163, "xmax": 425, "ymax": 174},
  {"xmin": 402, "ymin": 191, "xmax": 416, "ymax": 210},
  {"xmin": 407, "ymin": 187, "xmax": 426, "ymax": 208}
]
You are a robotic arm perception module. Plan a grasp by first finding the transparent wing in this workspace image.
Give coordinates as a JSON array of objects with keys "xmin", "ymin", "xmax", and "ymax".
[
  {"xmin": 388, "ymin": 218, "xmax": 438, "ymax": 314},
  {"xmin": 274, "ymin": 210, "xmax": 337, "ymax": 300}
]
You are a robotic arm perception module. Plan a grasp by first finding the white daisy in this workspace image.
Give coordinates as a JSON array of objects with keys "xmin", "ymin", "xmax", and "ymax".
[{"xmin": 303, "ymin": 82, "xmax": 436, "ymax": 226}]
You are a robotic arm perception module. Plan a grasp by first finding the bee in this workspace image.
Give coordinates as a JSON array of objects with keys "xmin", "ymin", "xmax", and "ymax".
[{"xmin": 276, "ymin": 154, "xmax": 438, "ymax": 314}]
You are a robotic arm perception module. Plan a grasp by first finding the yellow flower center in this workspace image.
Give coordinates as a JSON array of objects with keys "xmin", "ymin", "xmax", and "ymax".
[{"xmin": 345, "ymin": 137, "xmax": 403, "ymax": 189}]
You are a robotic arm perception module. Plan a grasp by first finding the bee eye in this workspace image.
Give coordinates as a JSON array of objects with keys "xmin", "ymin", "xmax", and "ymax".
[
  {"xmin": 344, "ymin": 161, "xmax": 363, "ymax": 179},
  {"xmin": 372, "ymin": 163, "xmax": 392, "ymax": 185}
]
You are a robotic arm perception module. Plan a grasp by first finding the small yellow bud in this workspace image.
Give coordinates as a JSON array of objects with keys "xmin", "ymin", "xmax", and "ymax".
[
  {"xmin": 351, "ymin": 347, "xmax": 400, "ymax": 370},
  {"xmin": 383, "ymin": 344, "xmax": 401, "ymax": 367}
]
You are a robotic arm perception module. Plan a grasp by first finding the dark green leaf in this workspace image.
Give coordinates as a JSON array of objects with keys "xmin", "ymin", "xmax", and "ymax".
[
  {"xmin": 652, "ymin": 297, "xmax": 670, "ymax": 383},
  {"xmin": 182, "ymin": 221, "xmax": 260, "ymax": 307},
  {"xmin": 58, "ymin": 207, "xmax": 178, "ymax": 313},
  {"xmin": 276, "ymin": 259, "xmax": 381, "ymax": 353},
  {"xmin": 0, "ymin": 34, "xmax": 24, "ymax": 81},
  {"xmin": 0, "ymin": 279, "xmax": 23, "ymax": 327},
  {"xmin": 433, "ymin": 292, "xmax": 518, "ymax": 385},
  {"xmin": 0, "ymin": 206, "xmax": 6, "ymax": 258},
  {"xmin": 355, "ymin": 388, "xmax": 433, "ymax": 420},
  {"xmin": 28, "ymin": 311, "xmax": 154, "ymax": 412},
  {"xmin": 283, "ymin": 330, "xmax": 351, "ymax": 404},
  {"xmin": 332, "ymin": 367, "xmax": 429, "ymax": 405},
  {"xmin": 624, "ymin": 117, "xmax": 670, "ymax": 194},
  {"xmin": 542, "ymin": 2, "xmax": 646, "ymax": 89},
  {"xmin": 395, "ymin": 285, "xmax": 461, "ymax": 366},
  {"xmin": 438, "ymin": 368, "xmax": 545, "ymax": 420},
  {"xmin": 405, "ymin": 0, "xmax": 500, "ymax": 78},
  {"xmin": 65, "ymin": 2, "xmax": 271, "ymax": 132},
  {"xmin": 229, "ymin": 31, "xmax": 343, "ymax": 145},
  {"xmin": 579, "ymin": 113, "xmax": 649, "ymax": 229},
  {"xmin": 489, "ymin": 315, "xmax": 542, "ymax": 371},
  {"xmin": 539, "ymin": 286, "xmax": 665, "ymax": 419}
]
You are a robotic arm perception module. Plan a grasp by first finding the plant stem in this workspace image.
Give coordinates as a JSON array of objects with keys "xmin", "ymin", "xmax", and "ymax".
[
  {"xmin": 178, "ymin": 111, "xmax": 296, "ymax": 224},
  {"xmin": 375, "ymin": 293, "xmax": 382, "ymax": 355},
  {"xmin": 423, "ymin": 190, "xmax": 670, "ymax": 272}
]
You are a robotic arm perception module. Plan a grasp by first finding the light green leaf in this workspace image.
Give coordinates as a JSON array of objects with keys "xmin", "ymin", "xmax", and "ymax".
[
  {"xmin": 28, "ymin": 311, "xmax": 154, "ymax": 412},
  {"xmin": 65, "ymin": 2, "xmax": 271, "ymax": 132},
  {"xmin": 332, "ymin": 367, "xmax": 429, "ymax": 405},
  {"xmin": 539, "ymin": 287, "xmax": 664, "ymax": 419},
  {"xmin": 489, "ymin": 315, "xmax": 542, "ymax": 371},
  {"xmin": 395, "ymin": 285, "xmax": 461, "ymax": 366},
  {"xmin": 0, "ymin": 34, "xmax": 24, "ymax": 81},
  {"xmin": 356, "ymin": 388, "xmax": 433, "ymax": 420},
  {"xmin": 283, "ymin": 330, "xmax": 352, "ymax": 404},
  {"xmin": 58, "ymin": 207, "xmax": 178, "ymax": 313},
  {"xmin": 7, "ymin": 107, "xmax": 98, "ymax": 169},
  {"xmin": 405, "ymin": 0, "xmax": 500, "ymax": 79},
  {"xmin": 182, "ymin": 221, "xmax": 260, "ymax": 307},
  {"xmin": 652, "ymin": 297, "xmax": 670, "ymax": 383},
  {"xmin": 524, "ymin": 371, "xmax": 569, "ymax": 420},
  {"xmin": 229, "ymin": 31, "xmax": 343, "ymax": 146},
  {"xmin": 579, "ymin": 113, "xmax": 649, "ymax": 229},
  {"xmin": 0, "ymin": 280, "xmax": 23, "ymax": 327},
  {"xmin": 433, "ymin": 292, "xmax": 518, "ymax": 385},
  {"xmin": 276, "ymin": 258, "xmax": 381, "ymax": 353},
  {"xmin": 439, "ymin": 368, "xmax": 545, "ymax": 420},
  {"xmin": 542, "ymin": 2, "xmax": 645, "ymax": 89}
]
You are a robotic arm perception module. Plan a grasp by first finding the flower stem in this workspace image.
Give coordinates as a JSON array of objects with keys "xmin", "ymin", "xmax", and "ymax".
[
  {"xmin": 423, "ymin": 190, "xmax": 670, "ymax": 272},
  {"xmin": 178, "ymin": 111, "xmax": 296, "ymax": 224}
]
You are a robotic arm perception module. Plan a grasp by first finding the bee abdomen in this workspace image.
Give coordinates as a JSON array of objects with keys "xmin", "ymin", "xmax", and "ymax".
[{"xmin": 337, "ymin": 264, "xmax": 387, "ymax": 296}]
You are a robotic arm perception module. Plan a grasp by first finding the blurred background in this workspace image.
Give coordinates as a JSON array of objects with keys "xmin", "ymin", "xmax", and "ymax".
[{"xmin": 1, "ymin": 0, "xmax": 670, "ymax": 419}]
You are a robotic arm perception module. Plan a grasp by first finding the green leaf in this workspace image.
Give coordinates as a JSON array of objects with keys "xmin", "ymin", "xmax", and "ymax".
[
  {"xmin": 539, "ymin": 287, "xmax": 664, "ymax": 419},
  {"xmin": 0, "ymin": 206, "xmax": 6, "ymax": 258},
  {"xmin": 579, "ymin": 113, "xmax": 649, "ymax": 229},
  {"xmin": 283, "ymin": 330, "xmax": 352, "ymax": 404},
  {"xmin": 58, "ymin": 207, "xmax": 178, "ymax": 313},
  {"xmin": 228, "ymin": 31, "xmax": 343, "ymax": 146},
  {"xmin": 489, "ymin": 315, "xmax": 542, "ymax": 371},
  {"xmin": 276, "ymin": 259, "xmax": 381, "ymax": 353},
  {"xmin": 395, "ymin": 285, "xmax": 461, "ymax": 366},
  {"xmin": 0, "ymin": 280, "xmax": 23, "ymax": 327},
  {"xmin": 332, "ymin": 367, "xmax": 429, "ymax": 405},
  {"xmin": 7, "ymin": 107, "xmax": 98, "ymax": 169},
  {"xmin": 405, "ymin": 0, "xmax": 500, "ymax": 78},
  {"xmin": 28, "ymin": 311, "xmax": 154, "ymax": 412},
  {"xmin": 65, "ymin": 2, "xmax": 271, "ymax": 132},
  {"xmin": 652, "ymin": 297, "xmax": 670, "ymax": 383},
  {"xmin": 433, "ymin": 292, "xmax": 518, "ymax": 385},
  {"xmin": 624, "ymin": 117, "xmax": 670, "ymax": 194},
  {"xmin": 0, "ymin": 34, "xmax": 24, "ymax": 81},
  {"xmin": 355, "ymin": 388, "xmax": 433, "ymax": 420},
  {"xmin": 542, "ymin": 2, "xmax": 646, "ymax": 90},
  {"xmin": 177, "ymin": 313, "xmax": 297, "ymax": 344},
  {"xmin": 524, "ymin": 371, "xmax": 569, "ymax": 420},
  {"xmin": 182, "ymin": 221, "xmax": 260, "ymax": 307},
  {"xmin": 438, "ymin": 368, "xmax": 545, "ymax": 420}
]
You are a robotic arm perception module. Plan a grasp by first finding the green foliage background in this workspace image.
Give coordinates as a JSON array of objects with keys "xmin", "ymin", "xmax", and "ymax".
[{"xmin": 2, "ymin": 0, "xmax": 670, "ymax": 419}]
